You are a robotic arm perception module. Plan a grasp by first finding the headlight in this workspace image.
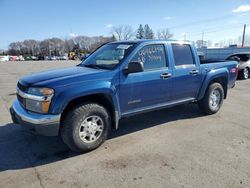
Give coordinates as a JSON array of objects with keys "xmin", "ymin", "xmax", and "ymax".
[
  {"xmin": 25, "ymin": 87, "xmax": 54, "ymax": 113},
  {"xmin": 28, "ymin": 87, "xmax": 54, "ymax": 96}
]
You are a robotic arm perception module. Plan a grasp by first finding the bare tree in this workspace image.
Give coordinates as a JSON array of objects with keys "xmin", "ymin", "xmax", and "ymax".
[
  {"xmin": 39, "ymin": 39, "xmax": 50, "ymax": 56},
  {"xmin": 9, "ymin": 42, "xmax": 23, "ymax": 55},
  {"xmin": 157, "ymin": 29, "xmax": 173, "ymax": 39},
  {"xmin": 112, "ymin": 25, "xmax": 134, "ymax": 40},
  {"xmin": 64, "ymin": 39, "xmax": 75, "ymax": 52},
  {"xmin": 8, "ymin": 35, "xmax": 116, "ymax": 56}
]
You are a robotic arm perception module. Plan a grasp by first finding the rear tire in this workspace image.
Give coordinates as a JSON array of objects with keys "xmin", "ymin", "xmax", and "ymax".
[
  {"xmin": 60, "ymin": 103, "xmax": 111, "ymax": 153},
  {"xmin": 198, "ymin": 83, "xmax": 224, "ymax": 115},
  {"xmin": 240, "ymin": 68, "xmax": 249, "ymax": 80}
]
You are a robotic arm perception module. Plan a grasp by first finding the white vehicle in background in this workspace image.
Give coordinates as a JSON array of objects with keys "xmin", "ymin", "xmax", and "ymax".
[
  {"xmin": 31, "ymin": 56, "xmax": 38, "ymax": 61},
  {"xmin": 51, "ymin": 56, "xmax": 57, "ymax": 60},
  {"xmin": 0, "ymin": 55, "xmax": 9, "ymax": 61},
  {"xmin": 57, "ymin": 54, "xmax": 68, "ymax": 60},
  {"xmin": 17, "ymin": 55, "xmax": 25, "ymax": 61}
]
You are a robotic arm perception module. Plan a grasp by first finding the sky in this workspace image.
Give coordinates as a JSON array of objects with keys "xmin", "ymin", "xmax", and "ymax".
[{"xmin": 0, "ymin": 0, "xmax": 250, "ymax": 49}]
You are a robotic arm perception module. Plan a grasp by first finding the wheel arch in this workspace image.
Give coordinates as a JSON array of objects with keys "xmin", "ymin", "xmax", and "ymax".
[
  {"xmin": 208, "ymin": 77, "xmax": 228, "ymax": 99},
  {"xmin": 198, "ymin": 73, "xmax": 228, "ymax": 101},
  {"xmin": 60, "ymin": 93, "xmax": 119, "ymax": 130}
]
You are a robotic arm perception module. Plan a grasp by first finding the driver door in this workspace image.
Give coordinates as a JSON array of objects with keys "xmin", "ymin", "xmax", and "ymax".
[{"xmin": 119, "ymin": 44, "xmax": 173, "ymax": 115}]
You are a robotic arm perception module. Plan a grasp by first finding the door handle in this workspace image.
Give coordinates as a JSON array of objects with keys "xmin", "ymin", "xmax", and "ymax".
[
  {"xmin": 190, "ymin": 69, "xmax": 199, "ymax": 75},
  {"xmin": 160, "ymin": 73, "xmax": 172, "ymax": 79}
]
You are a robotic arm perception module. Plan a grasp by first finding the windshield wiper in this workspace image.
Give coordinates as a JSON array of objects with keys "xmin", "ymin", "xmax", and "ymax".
[
  {"xmin": 84, "ymin": 64, "xmax": 101, "ymax": 69},
  {"xmin": 84, "ymin": 64, "xmax": 111, "ymax": 70}
]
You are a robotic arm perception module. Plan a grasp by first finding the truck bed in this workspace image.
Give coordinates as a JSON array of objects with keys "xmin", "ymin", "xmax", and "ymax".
[
  {"xmin": 200, "ymin": 60, "xmax": 238, "ymax": 89},
  {"xmin": 200, "ymin": 59, "xmax": 230, "ymax": 64}
]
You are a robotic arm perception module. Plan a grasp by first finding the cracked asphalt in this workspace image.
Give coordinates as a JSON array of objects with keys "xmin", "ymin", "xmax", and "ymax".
[{"xmin": 0, "ymin": 61, "xmax": 250, "ymax": 188}]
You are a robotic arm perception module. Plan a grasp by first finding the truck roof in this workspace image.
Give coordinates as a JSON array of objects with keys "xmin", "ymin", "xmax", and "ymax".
[{"xmin": 109, "ymin": 39, "xmax": 188, "ymax": 45}]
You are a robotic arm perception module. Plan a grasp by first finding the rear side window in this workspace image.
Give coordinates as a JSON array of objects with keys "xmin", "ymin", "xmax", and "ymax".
[
  {"xmin": 227, "ymin": 54, "xmax": 250, "ymax": 62},
  {"xmin": 238, "ymin": 54, "xmax": 250, "ymax": 62},
  {"xmin": 131, "ymin": 44, "xmax": 167, "ymax": 70},
  {"xmin": 171, "ymin": 44, "xmax": 194, "ymax": 66}
]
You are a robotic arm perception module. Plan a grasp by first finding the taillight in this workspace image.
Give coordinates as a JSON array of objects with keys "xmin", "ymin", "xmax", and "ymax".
[
  {"xmin": 230, "ymin": 66, "xmax": 238, "ymax": 77},
  {"xmin": 236, "ymin": 66, "xmax": 239, "ymax": 78}
]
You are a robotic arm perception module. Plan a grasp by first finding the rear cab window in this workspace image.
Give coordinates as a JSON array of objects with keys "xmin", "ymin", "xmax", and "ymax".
[{"xmin": 171, "ymin": 44, "xmax": 195, "ymax": 67}]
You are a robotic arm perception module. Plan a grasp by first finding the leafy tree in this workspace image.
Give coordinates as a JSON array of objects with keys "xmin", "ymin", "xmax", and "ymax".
[
  {"xmin": 144, "ymin": 24, "xmax": 154, "ymax": 39},
  {"xmin": 136, "ymin": 24, "xmax": 144, "ymax": 39}
]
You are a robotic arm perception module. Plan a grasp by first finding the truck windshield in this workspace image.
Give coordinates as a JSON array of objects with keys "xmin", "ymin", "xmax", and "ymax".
[{"xmin": 81, "ymin": 43, "xmax": 134, "ymax": 70}]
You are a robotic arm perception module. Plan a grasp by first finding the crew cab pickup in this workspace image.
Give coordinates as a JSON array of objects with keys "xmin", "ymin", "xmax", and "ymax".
[{"xmin": 10, "ymin": 40, "xmax": 238, "ymax": 153}]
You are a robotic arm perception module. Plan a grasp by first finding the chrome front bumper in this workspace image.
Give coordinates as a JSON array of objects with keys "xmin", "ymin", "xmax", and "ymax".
[{"xmin": 10, "ymin": 99, "xmax": 61, "ymax": 136}]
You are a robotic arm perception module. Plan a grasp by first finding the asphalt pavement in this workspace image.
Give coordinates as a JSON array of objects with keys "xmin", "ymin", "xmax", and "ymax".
[{"xmin": 0, "ymin": 61, "xmax": 250, "ymax": 188}]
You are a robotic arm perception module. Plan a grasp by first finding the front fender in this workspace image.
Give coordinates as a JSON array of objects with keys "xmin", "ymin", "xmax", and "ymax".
[
  {"xmin": 50, "ymin": 80, "xmax": 120, "ymax": 115},
  {"xmin": 197, "ymin": 68, "xmax": 229, "ymax": 101}
]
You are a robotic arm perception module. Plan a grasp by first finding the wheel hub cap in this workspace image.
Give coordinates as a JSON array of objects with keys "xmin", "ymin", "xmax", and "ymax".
[
  {"xmin": 79, "ymin": 115, "xmax": 104, "ymax": 143},
  {"xmin": 209, "ymin": 89, "xmax": 221, "ymax": 110},
  {"xmin": 244, "ymin": 69, "xmax": 248, "ymax": 79}
]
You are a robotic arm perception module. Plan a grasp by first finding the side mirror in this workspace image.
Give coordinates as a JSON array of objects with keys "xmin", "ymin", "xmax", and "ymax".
[{"xmin": 123, "ymin": 61, "xmax": 144, "ymax": 74}]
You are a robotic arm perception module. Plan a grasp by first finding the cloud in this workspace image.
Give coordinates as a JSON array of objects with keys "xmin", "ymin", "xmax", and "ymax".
[
  {"xmin": 105, "ymin": 24, "xmax": 113, "ymax": 28},
  {"xmin": 232, "ymin": 5, "xmax": 250, "ymax": 13},
  {"xmin": 69, "ymin": 32, "xmax": 78, "ymax": 37},
  {"xmin": 163, "ymin": 16, "xmax": 175, "ymax": 21}
]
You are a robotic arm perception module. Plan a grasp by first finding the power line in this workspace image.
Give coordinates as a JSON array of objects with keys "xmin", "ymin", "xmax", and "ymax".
[
  {"xmin": 185, "ymin": 22, "xmax": 250, "ymax": 38},
  {"xmin": 168, "ymin": 14, "xmax": 238, "ymax": 29}
]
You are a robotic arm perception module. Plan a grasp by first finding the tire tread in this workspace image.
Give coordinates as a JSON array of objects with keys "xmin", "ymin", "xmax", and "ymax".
[{"xmin": 61, "ymin": 103, "xmax": 110, "ymax": 153}]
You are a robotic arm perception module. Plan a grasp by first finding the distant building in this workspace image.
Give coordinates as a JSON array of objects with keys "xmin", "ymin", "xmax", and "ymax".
[
  {"xmin": 196, "ymin": 40, "xmax": 207, "ymax": 48},
  {"xmin": 196, "ymin": 40, "xmax": 212, "ymax": 49}
]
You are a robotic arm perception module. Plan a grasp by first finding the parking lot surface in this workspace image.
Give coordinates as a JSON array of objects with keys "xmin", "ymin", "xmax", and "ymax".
[{"xmin": 0, "ymin": 61, "xmax": 250, "ymax": 188}]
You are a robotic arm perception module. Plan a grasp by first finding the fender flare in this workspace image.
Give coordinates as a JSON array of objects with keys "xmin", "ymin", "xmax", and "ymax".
[{"xmin": 197, "ymin": 68, "xmax": 229, "ymax": 101}]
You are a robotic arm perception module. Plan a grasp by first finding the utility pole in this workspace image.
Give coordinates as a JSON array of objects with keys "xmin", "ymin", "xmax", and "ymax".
[
  {"xmin": 201, "ymin": 31, "xmax": 204, "ymax": 48},
  {"xmin": 242, "ymin": 24, "xmax": 246, "ymax": 47},
  {"xmin": 184, "ymin": 32, "xmax": 187, "ymax": 40}
]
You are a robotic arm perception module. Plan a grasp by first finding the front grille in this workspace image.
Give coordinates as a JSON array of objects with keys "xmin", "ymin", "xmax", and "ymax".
[
  {"xmin": 17, "ymin": 94, "xmax": 26, "ymax": 108},
  {"xmin": 17, "ymin": 81, "xmax": 28, "ymax": 108},
  {"xmin": 17, "ymin": 82, "xmax": 28, "ymax": 92}
]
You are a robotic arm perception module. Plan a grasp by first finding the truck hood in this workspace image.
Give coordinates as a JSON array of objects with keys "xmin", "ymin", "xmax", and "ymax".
[{"xmin": 19, "ymin": 66, "xmax": 110, "ymax": 87}]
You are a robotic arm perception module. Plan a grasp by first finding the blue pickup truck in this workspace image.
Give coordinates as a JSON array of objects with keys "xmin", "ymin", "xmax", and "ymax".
[{"xmin": 10, "ymin": 40, "xmax": 238, "ymax": 152}]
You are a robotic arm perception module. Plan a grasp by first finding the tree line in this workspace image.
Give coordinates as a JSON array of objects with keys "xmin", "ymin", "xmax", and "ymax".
[
  {"xmin": 6, "ymin": 24, "xmax": 173, "ymax": 56},
  {"xmin": 112, "ymin": 24, "xmax": 173, "ymax": 40},
  {"xmin": 5, "ymin": 24, "xmax": 250, "ymax": 56},
  {"xmin": 7, "ymin": 36, "xmax": 115, "ymax": 56}
]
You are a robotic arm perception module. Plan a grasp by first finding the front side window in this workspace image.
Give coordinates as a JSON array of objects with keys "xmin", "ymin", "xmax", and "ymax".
[
  {"xmin": 172, "ymin": 44, "xmax": 194, "ymax": 66},
  {"xmin": 82, "ymin": 43, "xmax": 134, "ymax": 70},
  {"xmin": 131, "ymin": 44, "xmax": 167, "ymax": 70}
]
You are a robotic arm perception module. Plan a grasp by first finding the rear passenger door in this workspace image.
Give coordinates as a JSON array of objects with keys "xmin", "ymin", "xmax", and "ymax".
[{"xmin": 171, "ymin": 43, "xmax": 202, "ymax": 101}]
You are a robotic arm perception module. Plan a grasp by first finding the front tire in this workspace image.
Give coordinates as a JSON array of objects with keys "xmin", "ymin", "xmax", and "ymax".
[
  {"xmin": 198, "ymin": 83, "xmax": 224, "ymax": 115},
  {"xmin": 61, "ymin": 103, "xmax": 111, "ymax": 153}
]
